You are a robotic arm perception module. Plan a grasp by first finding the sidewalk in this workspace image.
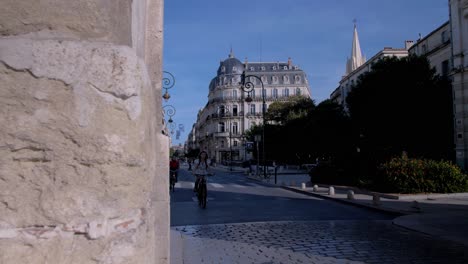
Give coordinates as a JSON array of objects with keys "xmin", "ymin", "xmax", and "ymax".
[{"xmin": 280, "ymin": 183, "xmax": 468, "ymax": 247}]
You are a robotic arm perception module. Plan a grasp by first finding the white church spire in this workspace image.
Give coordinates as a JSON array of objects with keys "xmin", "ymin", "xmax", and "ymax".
[{"xmin": 346, "ymin": 21, "xmax": 366, "ymax": 75}]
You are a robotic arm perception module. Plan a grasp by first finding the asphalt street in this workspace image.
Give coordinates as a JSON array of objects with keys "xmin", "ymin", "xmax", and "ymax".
[{"xmin": 171, "ymin": 166, "xmax": 468, "ymax": 263}]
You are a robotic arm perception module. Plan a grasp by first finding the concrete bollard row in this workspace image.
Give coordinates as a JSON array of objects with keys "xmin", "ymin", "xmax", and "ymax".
[
  {"xmin": 328, "ymin": 186, "xmax": 335, "ymax": 196},
  {"xmin": 347, "ymin": 190, "xmax": 355, "ymax": 200},
  {"xmin": 301, "ymin": 183, "xmax": 306, "ymax": 189}
]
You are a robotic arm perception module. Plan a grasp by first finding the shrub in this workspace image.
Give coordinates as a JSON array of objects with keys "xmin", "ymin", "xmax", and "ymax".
[{"xmin": 377, "ymin": 155, "xmax": 468, "ymax": 193}]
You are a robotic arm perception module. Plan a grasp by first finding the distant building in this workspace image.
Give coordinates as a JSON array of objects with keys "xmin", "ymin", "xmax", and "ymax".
[
  {"xmin": 186, "ymin": 50, "xmax": 312, "ymax": 163},
  {"xmin": 408, "ymin": 21, "xmax": 451, "ymax": 77},
  {"xmin": 330, "ymin": 24, "xmax": 412, "ymax": 108},
  {"xmin": 449, "ymin": 0, "xmax": 468, "ymax": 169}
]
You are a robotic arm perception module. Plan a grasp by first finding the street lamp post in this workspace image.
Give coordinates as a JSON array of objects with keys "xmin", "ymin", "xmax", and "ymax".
[
  {"xmin": 239, "ymin": 72, "xmax": 267, "ymax": 179},
  {"xmin": 224, "ymin": 107, "xmax": 233, "ymax": 171}
]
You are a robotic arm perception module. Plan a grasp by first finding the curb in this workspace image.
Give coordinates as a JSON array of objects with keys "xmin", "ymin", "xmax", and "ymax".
[{"xmin": 281, "ymin": 186, "xmax": 405, "ymax": 217}]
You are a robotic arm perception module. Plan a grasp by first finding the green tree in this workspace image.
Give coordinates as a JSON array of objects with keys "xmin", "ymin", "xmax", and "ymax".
[{"xmin": 346, "ymin": 55, "xmax": 454, "ymax": 176}]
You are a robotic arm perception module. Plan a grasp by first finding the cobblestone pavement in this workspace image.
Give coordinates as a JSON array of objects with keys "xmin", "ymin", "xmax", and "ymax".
[{"xmin": 173, "ymin": 220, "xmax": 468, "ymax": 264}]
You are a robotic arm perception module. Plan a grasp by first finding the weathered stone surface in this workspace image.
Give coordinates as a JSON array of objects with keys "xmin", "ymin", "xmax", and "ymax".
[
  {"xmin": 0, "ymin": 38, "xmax": 167, "ymax": 263},
  {"xmin": 0, "ymin": 0, "xmax": 132, "ymax": 45}
]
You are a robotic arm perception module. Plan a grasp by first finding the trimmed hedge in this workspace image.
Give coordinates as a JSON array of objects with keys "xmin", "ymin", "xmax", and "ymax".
[{"xmin": 377, "ymin": 155, "xmax": 468, "ymax": 193}]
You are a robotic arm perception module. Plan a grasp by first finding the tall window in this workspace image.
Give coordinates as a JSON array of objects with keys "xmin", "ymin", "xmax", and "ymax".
[
  {"xmin": 442, "ymin": 60, "xmax": 450, "ymax": 76},
  {"xmin": 273, "ymin": 88, "xmax": 278, "ymax": 98},
  {"xmin": 232, "ymin": 122, "xmax": 238, "ymax": 135},
  {"xmin": 295, "ymin": 88, "xmax": 301, "ymax": 96},
  {"xmin": 232, "ymin": 89, "xmax": 238, "ymax": 99},
  {"xmin": 262, "ymin": 89, "xmax": 266, "ymax": 98},
  {"xmin": 233, "ymin": 140, "xmax": 238, "ymax": 147},
  {"xmin": 221, "ymin": 141, "xmax": 225, "ymax": 148},
  {"xmin": 219, "ymin": 105, "xmax": 226, "ymax": 116},
  {"xmin": 283, "ymin": 88, "xmax": 289, "ymax": 97},
  {"xmin": 219, "ymin": 122, "xmax": 225, "ymax": 132},
  {"xmin": 251, "ymin": 89, "xmax": 256, "ymax": 99},
  {"xmin": 250, "ymin": 104, "xmax": 256, "ymax": 114},
  {"xmin": 233, "ymin": 105, "xmax": 238, "ymax": 116}
]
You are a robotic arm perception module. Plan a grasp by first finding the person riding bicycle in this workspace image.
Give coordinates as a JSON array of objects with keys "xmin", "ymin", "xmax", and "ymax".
[
  {"xmin": 169, "ymin": 156, "xmax": 180, "ymax": 182},
  {"xmin": 193, "ymin": 151, "xmax": 210, "ymax": 192}
]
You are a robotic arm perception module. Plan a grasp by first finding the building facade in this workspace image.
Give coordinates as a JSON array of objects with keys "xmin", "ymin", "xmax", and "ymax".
[
  {"xmin": 449, "ymin": 0, "xmax": 468, "ymax": 169},
  {"xmin": 187, "ymin": 51, "xmax": 312, "ymax": 164}
]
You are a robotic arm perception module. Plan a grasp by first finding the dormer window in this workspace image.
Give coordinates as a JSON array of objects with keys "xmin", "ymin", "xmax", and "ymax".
[
  {"xmin": 294, "ymin": 66, "xmax": 299, "ymax": 70},
  {"xmin": 272, "ymin": 76, "xmax": 278, "ymax": 84},
  {"xmin": 232, "ymin": 66, "xmax": 237, "ymax": 72},
  {"xmin": 261, "ymin": 66, "xmax": 265, "ymax": 71},
  {"xmin": 250, "ymin": 67, "xmax": 255, "ymax": 71},
  {"xmin": 294, "ymin": 75, "xmax": 301, "ymax": 84},
  {"xmin": 283, "ymin": 66, "xmax": 288, "ymax": 70},
  {"xmin": 283, "ymin": 75, "xmax": 289, "ymax": 84},
  {"xmin": 261, "ymin": 76, "xmax": 267, "ymax": 84},
  {"xmin": 272, "ymin": 66, "xmax": 277, "ymax": 70},
  {"xmin": 221, "ymin": 66, "xmax": 225, "ymax": 72}
]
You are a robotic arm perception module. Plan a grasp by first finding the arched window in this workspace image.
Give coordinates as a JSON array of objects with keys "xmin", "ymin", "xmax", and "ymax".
[
  {"xmin": 294, "ymin": 75, "xmax": 301, "ymax": 84},
  {"xmin": 283, "ymin": 75, "xmax": 289, "ymax": 84},
  {"xmin": 272, "ymin": 76, "xmax": 278, "ymax": 84}
]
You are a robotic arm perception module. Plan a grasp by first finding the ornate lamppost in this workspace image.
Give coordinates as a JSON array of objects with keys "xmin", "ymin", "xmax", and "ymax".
[
  {"xmin": 163, "ymin": 105, "xmax": 176, "ymax": 124},
  {"xmin": 162, "ymin": 71, "xmax": 175, "ymax": 102},
  {"xmin": 239, "ymin": 72, "xmax": 267, "ymax": 179}
]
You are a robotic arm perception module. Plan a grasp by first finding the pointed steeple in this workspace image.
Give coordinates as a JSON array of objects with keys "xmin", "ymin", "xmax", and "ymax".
[
  {"xmin": 346, "ymin": 22, "xmax": 366, "ymax": 75},
  {"xmin": 229, "ymin": 47, "xmax": 234, "ymax": 58}
]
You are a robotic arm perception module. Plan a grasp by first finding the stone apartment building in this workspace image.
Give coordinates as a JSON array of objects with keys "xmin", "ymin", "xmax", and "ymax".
[
  {"xmin": 0, "ymin": 1, "xmax": 169, "ymax": 263},
  {"xmin": 187, "ymin": 51, "xmax": 312, "ymax": 164}
]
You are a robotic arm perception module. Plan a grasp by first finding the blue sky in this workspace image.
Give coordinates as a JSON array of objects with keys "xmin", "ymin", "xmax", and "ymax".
[{"xmin": 164, "ymin": 0, "xmax": 449, "ymax": 146}]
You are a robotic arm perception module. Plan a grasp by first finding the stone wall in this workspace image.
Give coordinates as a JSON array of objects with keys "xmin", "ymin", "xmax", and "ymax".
[{"xmin": 0, "ymin": 1, "xmax": 168, "ymax": 263}]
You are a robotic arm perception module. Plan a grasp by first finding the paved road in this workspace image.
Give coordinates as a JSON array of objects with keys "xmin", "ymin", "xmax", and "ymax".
[
  {"xmin": 171, "ymin": 167, "xmax": 393, "ymax": 226},
  {"xmin": 171, "ymin": 167, "xmax": 468, "ymax": 263}
]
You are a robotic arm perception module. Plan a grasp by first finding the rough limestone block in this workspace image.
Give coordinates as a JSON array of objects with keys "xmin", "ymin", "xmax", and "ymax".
[
  {"xmin": 0, "ymin": 38, "xmax": 166, "ymax": 264},
  {"xmin": 0, "ymin": 0, "xmax": 132, "ymax": 45}
]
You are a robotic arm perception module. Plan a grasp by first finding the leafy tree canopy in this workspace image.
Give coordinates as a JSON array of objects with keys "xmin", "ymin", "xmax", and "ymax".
[
  {"xmin": 346, "ymin": 55, "xmax": 453, "ymax": 161},
  {"xmin": 265, "ymin": 95, "xmax": 315, "ymax": 124}
]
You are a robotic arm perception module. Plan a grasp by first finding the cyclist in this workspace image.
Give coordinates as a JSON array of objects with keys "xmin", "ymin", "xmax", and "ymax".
[
  {"xmin": 193, "ymin": 151, "xmax": 210, "ymax": 192},
  {"xmin": 169, "ymin": 156, "xmax": 180, "ymax": 182}
]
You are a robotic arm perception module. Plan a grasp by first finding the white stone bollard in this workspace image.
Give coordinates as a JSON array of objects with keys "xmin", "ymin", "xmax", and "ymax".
[
  {"xmin": 328, "ymin": 186, "xmax": 335, "ymax": 195},
  {"xmin": 312, "ymin": 185, "xmax": 319, "ymax": 192},
  {"xmin": 347, "ymin": 190, "xmax": 355, "ymax": 200},
  {"xmin": 372, "ymin": 194, "xmax": 380, "ymax": 206},
  {"xmin": 301, "ymin": 183, "xmax": 306, "ymax": 189}
]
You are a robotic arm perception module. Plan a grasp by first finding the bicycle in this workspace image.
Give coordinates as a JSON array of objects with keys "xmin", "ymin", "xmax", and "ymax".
[
  {"xmin": 169, "ymin": 169, "xmax": 177, "ymax": 192},
  {"xmin": 195, "ymin": 175, "xmax": 207, "ymax": 209}
]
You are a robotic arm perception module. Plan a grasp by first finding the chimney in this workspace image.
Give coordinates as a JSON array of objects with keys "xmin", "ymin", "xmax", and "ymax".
[
  {"xmin": 287, "ymin": 57, "xmax": 292, "ymax": 69},
  {"xmin": 405, "ymin": 40, "xmax": 415, "ymax": 50}
]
